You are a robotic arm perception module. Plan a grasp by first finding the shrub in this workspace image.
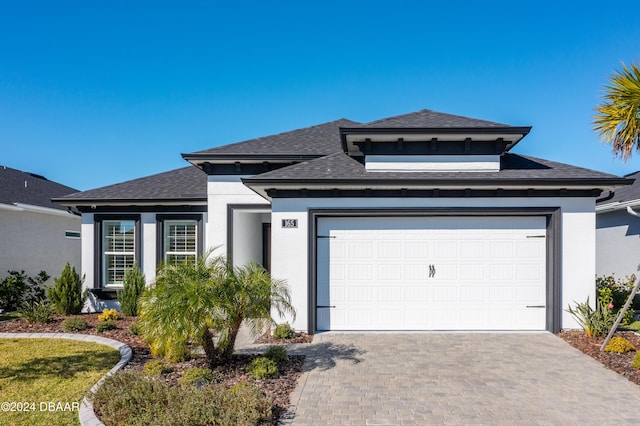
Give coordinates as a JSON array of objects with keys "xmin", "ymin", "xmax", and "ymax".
[
  {"xmin": 597, "ymin": 274, "xmax": 640, "ymax": 310},
  {"xmin": 118, "ymin": 265, "xmax": 146, "ymax": 316},
  {"xmin": 96, "ymin": 320, "xmax": 117, "ymax": 333},
  {"xmin": 246, "ymin": 356, "xmax": 279, "ymax": 380},
  {"xmin": 264, "ymin": 345, "xmax": 288, "ymax": 363},
  {"xmin": 91, "ymin": 370, "xmax": 271, "ymax": 426},
  {"xmin": 62, "ymin": 317, "xmax": 88, "ymax": 332},
  {"xmin": 129, "ymin": 321, "xmax": 140, "ymax": 335},
  {"xmin": 47, "ymin": 263, "xmax": 86, "ymax": 315},
  {"xmin": 273, "ymin": 323, "xmax": 296, "ymax": 340},
  {"xmin": 18, "ymin": 300, "xmax": 52, "ymax": 323},
  {"xmin": 566, "ymin": 297, "xmax": 616, "ymax": 337},
  {"xmin": 179, "ymin": 367, "xmax": 217, "ymax": 387},
  {"xmin": 143, "ymin": 359, "xmax": 172, "ymax": 377},
  {"xmin": 98, "ymin": 308, "xmax": 120, "ymax": 322},
  {"xmin": 604, "ymin": 336, "xmax": 636, "ymax": 353},
  {"xmin": 0, "ymin": 270, "xmax": 49, "ymax": 311},
  {"xmin": 632, "ymin": 352, "xmax": 640, "ymax": 369}
]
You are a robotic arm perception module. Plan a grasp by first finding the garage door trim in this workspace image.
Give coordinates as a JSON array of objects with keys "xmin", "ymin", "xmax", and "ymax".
[{"xmin": 307, "ymin": 207, "xmax": 561, "ymax": 334}]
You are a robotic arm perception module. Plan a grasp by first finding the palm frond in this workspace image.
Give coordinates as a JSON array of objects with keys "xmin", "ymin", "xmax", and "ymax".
[{"xmin": 593, "ymin": 62, "xmax": 640, "ymax": 161}]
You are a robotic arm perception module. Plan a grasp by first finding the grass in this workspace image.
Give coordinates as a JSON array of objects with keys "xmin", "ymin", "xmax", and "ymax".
[
  {"xmin": 0, "ymin": 311, "xmax": 21, "ymax": 322},
  {"xmin": 624, "ymin": 320, "xmax": 640, "ymax": 332},
  {"xmin": 0, "ymin": 338, "xmax": 121, "ymax": 426}
]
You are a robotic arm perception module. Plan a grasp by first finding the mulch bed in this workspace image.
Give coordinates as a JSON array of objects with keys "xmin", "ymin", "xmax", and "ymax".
[
  {"xmin": 0, "ymin": 314, "xmax": 309, "ymax": 424},
  {"xmin": 558, "ymin": 330, "xmax": 640, "ymax": 385}
]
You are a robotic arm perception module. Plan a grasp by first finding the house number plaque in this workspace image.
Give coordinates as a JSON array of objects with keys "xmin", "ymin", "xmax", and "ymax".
[{"xmin": 282, "ymin": 219, "xmax": 298, "ymax": 228}]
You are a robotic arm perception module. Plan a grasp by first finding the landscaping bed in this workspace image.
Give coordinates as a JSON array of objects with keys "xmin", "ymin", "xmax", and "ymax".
[
  {"xmin": 558, "ymin": 330, "xmax": 640, "ymax": 385},
  {"xmin": 0, "ymin": 314, "xmax": 308, "ymax": 424}
]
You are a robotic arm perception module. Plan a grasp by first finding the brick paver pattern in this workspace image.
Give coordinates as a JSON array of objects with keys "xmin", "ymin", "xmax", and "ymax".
[{"xmin": 284, "ymin": 333, "xmax": 640, "ymax": 425}]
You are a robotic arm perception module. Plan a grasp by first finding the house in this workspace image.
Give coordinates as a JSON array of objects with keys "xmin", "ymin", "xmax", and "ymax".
[
  {"xmin": 0, "ymin": 165, "xmax": 81, "ymax": 279},
  {"xmin": 596, "ymin": 171, "xmax": 640, "ymax": 280},
  {"xmin": 55, "ymin": 109, "xmax": 631, "ymax": 332}
]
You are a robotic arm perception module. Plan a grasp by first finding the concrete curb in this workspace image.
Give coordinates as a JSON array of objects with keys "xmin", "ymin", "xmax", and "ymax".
[{"xmin": 0, "ymin": 332, "xmax": 132, "ymax": 426}]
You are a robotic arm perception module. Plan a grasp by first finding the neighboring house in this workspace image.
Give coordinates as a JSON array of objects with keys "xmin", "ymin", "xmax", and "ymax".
[
  {"xmin": 55, "ymin": 109, "xmax": 631, "ymax": 332},
  {"xmin": 596, "ymin": 171, "xmax": 640, "ymax": 280},
  {"xmin": 0, "ymin": 165, "xmax": 81, "ymax": 279}
]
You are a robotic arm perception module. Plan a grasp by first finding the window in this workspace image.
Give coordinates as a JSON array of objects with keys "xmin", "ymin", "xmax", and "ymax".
[
  {"xmin": 102, "ymin": 220, "xmax": 136, "ymax": 286},
  {"xmin": 157, "ymin": 214, "xmax": 203, "ymax": 266},
  {"xmin": 164, "ymin": 220, "xmax": 197, "ymax": 264},
  {"xmin": 65, "ymin": 230, "xmax": 81, "ymax": 239}
]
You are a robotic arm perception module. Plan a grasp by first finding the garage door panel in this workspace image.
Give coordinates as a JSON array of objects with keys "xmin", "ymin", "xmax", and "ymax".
[{"xmin": 317, "ymin": 216, "xmax": 546, "ymax": 331}]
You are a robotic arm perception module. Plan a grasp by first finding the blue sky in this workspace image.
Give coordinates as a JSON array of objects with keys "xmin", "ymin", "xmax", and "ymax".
[{"xmin": 1, "ymin": 1, "xmax": 640, "ymax": 191}]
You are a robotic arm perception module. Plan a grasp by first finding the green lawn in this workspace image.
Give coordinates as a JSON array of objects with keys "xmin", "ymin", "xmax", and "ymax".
[{"xmin": 0, "ymin": 338, "xmax": 121, "ymax": 426}]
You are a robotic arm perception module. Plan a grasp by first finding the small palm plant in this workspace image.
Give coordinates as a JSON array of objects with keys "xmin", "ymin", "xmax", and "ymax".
[{"xmin": 138, "ymin": 253, "xmax": 295, "ymax": 366}]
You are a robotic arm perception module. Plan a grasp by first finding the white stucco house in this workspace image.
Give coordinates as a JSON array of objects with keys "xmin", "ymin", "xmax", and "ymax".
[
  {"xmin": 596, "ymin": 170, "xmax": 640, "ymax": 279},
  {"xmin": 0, "ymin": 165, "xmax": 81, "ymax": 279},
  {"xmin": 55, "ymin": 109, "xmax": 631, "ymax": 333}
]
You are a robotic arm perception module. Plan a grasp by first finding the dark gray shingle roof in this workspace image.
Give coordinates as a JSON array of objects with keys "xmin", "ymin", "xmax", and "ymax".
[
  {"xmin": 56, "ymin": 166, "xmax": 206, "ymax": 203},
  {"xmin": 0, "ymin": 166, "xmax": 78, "ymax": 210},
  {"xmin": 353, "ymin": 109, "xmax": 512, "ymax": 129},
  {"xmin": 597, "ymin": 171, "xmax": 640, "ymax": 204},
  {"xmin": 244, "ymin": 152, "xmax": 627, "ymax": 186},
  {"xmin": 190, "ymin": 119, "xmax": 360, "ymax": 156}
]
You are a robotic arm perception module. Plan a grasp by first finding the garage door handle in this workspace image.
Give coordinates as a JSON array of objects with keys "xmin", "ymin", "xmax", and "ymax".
[
  {"xmin": 317, "ymin": 305, "xmax": 336, "ymax": 309},
  {"xmin": 526, "ymin": 305, "xmax": 546, "ymax": 308},
  {"xmin": 428, "ymin": 264, "xmax": 436, "ymax": 278}
]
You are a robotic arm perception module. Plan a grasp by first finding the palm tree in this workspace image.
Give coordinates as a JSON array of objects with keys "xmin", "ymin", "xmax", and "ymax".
[
  {"xmin": 138, "ymin": 254, "xmax": 295, "ymax": 366},
  {"xmin": 215, "ymin": 261, "xmax": 295, "ymax": 361},
  {"xmin": 593, "ymin": 62, "xmax": 640, "ymax": 161},
  {"xmin": 138, "ymin": 255, "xmax": 223, "ymax": 364}
]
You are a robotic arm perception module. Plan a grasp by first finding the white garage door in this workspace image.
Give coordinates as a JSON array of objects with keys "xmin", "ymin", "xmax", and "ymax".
[{"xmin": 316, "ymin": 216, "xmax": 547, "ymax": 331}]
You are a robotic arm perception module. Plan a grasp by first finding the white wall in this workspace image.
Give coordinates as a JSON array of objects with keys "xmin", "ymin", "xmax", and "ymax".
[
  {"xmin": 270, "ymin": 197, "xmax": 596, "ymax": 332},
  {"xmin": 207, "ymin": 176, "xmax": 267, "ymax": 257},
  {"xmin": 232, "ymin": 211, "xmax": 269, "ymax": 267},
  {"xmin": 596, "ymin": 210, "xmax": 640, "ymax": 279},
  {"xmin": 0, "ymin": 207, "xmax": 80, "ymax": 281}
]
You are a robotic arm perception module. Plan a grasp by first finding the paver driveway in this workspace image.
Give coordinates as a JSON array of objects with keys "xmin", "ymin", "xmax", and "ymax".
[{"xmin": 284, "ymin": 333, "xmax": 640, "ymax": 425}]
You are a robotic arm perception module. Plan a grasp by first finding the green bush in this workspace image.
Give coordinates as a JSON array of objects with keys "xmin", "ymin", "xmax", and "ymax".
[
  {"xmin": 273, "ymin": 323, "xmax": 296, "ymax": 340},
  {"xmin": 91, "ymin": 370, "xmax": 271, "ymax": 426},
  {"xmin": 179, "ymin": 367, "xmax": 217, "ymax": 387},
  {"xmin": 0, "ymin": 270, "xmax": 49, "ymax": 311},
  {"xmin": 118, "ymin": 265, "xmax": 146, "ymax": 316},
  {"xmin": 264, "ymin": 345, "xmax": 288, "ymax": 363},
  {"xmin": 96, "ymin": 320, "xmax": 117, "ymax": 333},
  {"xmin": 632, "ymin": 352, "xmax": 640, "ymax": 369},
  {"xmin": 604, "ymin": 336, "xmax": 636, "ymax": 353},
  {"xmin": 47, "ymin": 263, "xmax": 86, "ymax": 315},
  {"xmin": 143, "ymin": 359, "xmax": 172, "ymax": 377},
  {"xmin": 18, "ymin": 300, "xmax": 52, "ymax": 323},
  {"xmin": 62, "ymin": 317, "xmax": 88, "ymax": 332},
  {"xmin": 246, "ymin": 356, "xmax": 279, "ymax": 380},
  {"xmin": 129, "ymin": 321, "xmax": 140, "ymax": 335},
  {"xmin": 566, "ymin": 297, "xmax": 616, "ymax": 337},
  {"xmin": 597, "ymin": 274, "xmax": 640, "ymax": 310}
]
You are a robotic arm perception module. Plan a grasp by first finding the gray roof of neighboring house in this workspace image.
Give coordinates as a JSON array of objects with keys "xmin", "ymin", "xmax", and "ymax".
[
  {"xmin": 55, "ymin": 166, "xmax": 207, "ymax": 203},
  {"xmin": 0, "ymin": 165, "xmax": 78, "ymax": 211},
  {"xmin": 597, "ymin": 170, "xmax": 640, "ymax": 205},
  {"xmin": 186, "ymin": 119, "xmax": 360, "ymax": 157},
  {"xmin": 348, "ymin": 109, "xmax": 512, "ymax": 129},
  {"xmin": 243, "ymin": 152, "xmax": 629, "ymax": 186}
]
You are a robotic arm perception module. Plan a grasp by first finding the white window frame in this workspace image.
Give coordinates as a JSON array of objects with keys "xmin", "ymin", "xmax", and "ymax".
[
  {"xmin": 163, "ymin": 219, "xmax": 198, "ymax": 264},
  {"xmin": 102, "ymin": 220, "xmax": 136, "ymax": 287}
]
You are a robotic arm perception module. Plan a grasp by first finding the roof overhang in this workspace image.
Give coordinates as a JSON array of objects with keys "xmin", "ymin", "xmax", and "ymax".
[
  {"xmin": 596, "ymin": 199, "xmax": 640, "ymax": 213},
  {"xmin": 243, "ymin": 178, "xmax": 629, "ymax": 201},
  {"xmin": 52, "ymin": 198, "xmax": 207, "ymax": 208},
  {"xmin": 339, "ymin": 127, "xmax": 532, "ymax": 156},
  {"xmin": 0, "ymin": 202, "xmax": 78, "ymax": 217}
]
